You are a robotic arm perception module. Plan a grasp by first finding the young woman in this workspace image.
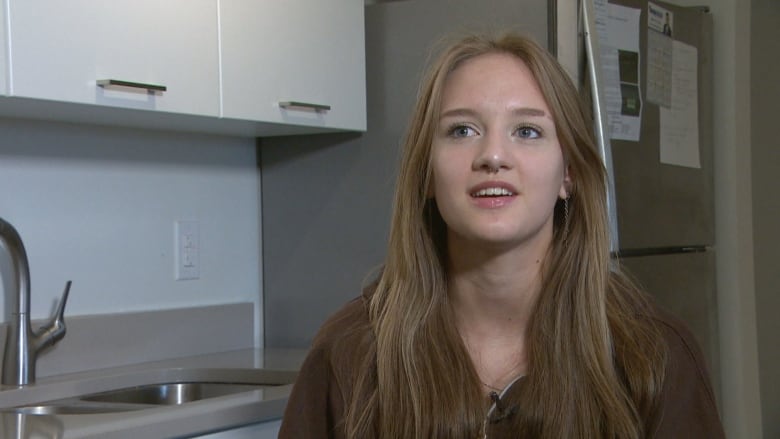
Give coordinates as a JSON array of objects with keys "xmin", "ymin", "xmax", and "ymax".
[{"xmin": 279, "ymin": 33, "xmax": 724, "ymax": 438}]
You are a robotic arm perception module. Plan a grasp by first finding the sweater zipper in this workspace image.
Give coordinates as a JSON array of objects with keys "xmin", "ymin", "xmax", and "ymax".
[{"xmin": 480, "ymin": 375, "xmax": 524, "ymax": 438}]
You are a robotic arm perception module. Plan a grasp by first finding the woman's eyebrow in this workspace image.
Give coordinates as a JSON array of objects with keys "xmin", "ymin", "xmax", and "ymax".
[
  {"xmin": 439, "ymin": 107, "xmax": 549, "ymax": 119},
  {"xmin": 510, "ymin": 107, "xmax": 547, "ymax": 117},
  {"xmin": 439, "ymin": 108, "xmax": 478, "ymax": 119}
]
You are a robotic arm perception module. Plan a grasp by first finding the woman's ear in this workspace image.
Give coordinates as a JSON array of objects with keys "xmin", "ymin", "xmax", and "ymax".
[{"xmin": 559, "ymin": 165, "xmax": 572, "ymax": 199}]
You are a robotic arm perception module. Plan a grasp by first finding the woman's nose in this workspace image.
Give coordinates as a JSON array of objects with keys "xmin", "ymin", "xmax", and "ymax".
[{"xmin": 472, "ymin": 133, "xmax": 511, "ymax": 173}]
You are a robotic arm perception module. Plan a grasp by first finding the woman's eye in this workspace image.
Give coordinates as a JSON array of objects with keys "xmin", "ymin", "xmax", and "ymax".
[
  {"xmin": 516, "ymin": 126, "xmax": 541, "ymax": 139},
  {"xmin": 448, "ymin": 125, "xmax": 477, "ymax": 138}
]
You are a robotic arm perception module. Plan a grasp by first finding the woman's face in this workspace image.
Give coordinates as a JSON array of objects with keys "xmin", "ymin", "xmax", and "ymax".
[{"xmin": 430, "ymin": 52, "xmax": 569, "ymax": 252}]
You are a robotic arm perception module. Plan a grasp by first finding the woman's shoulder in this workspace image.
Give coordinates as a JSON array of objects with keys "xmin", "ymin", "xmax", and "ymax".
[
  {"xmin": 647, "ymin": 307, "xmax": 725, "ymax": 437},
  {"xmin": 648, "ymin": 307, "xmax": 712, "ymax": 378},
  {"xmin": 644, "ymin": 306, "xmax": 716, "ymax": 397},
  {"xmin": 279, "ymin": 295, "xmax": 376, "ymax": 438},
  {"xmin": 307, "ymin": 294, "xmax": 376, "ymax": 379},
  {"xmin": 312, "ymin": 295, "xmax": 372, "ymax": 349}
]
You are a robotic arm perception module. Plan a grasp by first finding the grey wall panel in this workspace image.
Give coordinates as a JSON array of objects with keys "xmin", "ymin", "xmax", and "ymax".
[{"xmin": 261, "ymin": 0, "xmax": 549, "ymax": 348}]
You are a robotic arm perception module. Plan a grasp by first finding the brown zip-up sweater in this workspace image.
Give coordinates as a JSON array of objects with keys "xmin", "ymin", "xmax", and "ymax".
[{"xmin": 279, "ymin": 297, "xmax": 725, "ymax": 438}]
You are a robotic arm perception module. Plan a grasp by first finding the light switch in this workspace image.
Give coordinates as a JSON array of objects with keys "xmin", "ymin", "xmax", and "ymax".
[{"xmin": 175, "ymin": 220, "xmax": 200, "ymax": 280}]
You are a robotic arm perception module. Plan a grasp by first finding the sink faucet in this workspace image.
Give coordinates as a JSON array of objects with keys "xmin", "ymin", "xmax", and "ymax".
[{"xmin": 0, "ymin": 217, "xmax": 71, "ymax": 387}]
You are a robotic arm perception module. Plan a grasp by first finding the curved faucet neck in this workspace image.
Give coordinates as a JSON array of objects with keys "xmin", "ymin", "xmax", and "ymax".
[
  {"xmin": 1, "ymin": 217, "xmax": 70, "ymax": 387},
  {"xmin": 0, "ymin": 218, "xmax": 32, "ymax": 323}
]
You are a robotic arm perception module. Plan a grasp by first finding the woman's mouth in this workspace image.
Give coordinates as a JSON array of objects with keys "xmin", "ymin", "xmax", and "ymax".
[
  {"xmin": 471, "ymin": 187, "xmax": 515, "ymax": 197},
  {"xmin": 469, "ymin": 183, "xmax": 517, "ymax": 209}
]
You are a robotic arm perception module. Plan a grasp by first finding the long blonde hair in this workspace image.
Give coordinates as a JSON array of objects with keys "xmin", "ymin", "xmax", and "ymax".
[{"xmin": 345, "ymin": 33, "xmax": 666, "ymax": 438}]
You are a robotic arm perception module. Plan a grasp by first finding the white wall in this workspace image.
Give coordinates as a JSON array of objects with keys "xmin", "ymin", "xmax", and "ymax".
[{"xmin": 0, "ymin": 118, "xmax": 263, "ymax": 345}]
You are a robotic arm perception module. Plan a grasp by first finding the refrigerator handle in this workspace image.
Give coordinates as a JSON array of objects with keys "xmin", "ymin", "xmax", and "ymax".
[{"xmin": 581, "ymin": 0, "xmax": 620, "ymax": 255}]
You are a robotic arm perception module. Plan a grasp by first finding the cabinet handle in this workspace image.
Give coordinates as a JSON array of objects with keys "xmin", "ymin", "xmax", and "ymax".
[
  {"xmin": 278, "ymin": 101, "xmax": 331, "ymax": 112},
  {"xmin": 97, "ymin": 79, "xmax": 167, "ymax": 93}
]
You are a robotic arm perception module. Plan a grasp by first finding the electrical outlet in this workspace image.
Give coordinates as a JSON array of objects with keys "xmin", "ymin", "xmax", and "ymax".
[{"xmin": 175, "ymin": 220, "xmax": 200, "ymax": 280}]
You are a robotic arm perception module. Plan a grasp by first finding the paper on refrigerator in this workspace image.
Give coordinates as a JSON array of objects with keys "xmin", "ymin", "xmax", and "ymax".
[
  {"xmin": 647, "ymin": 1, "xmax": 674, "ymax": 108},
  {"xmin": 660, "ymin": 41, "xmax": 700, "ymax": 169},
  {"xmin": 594, "ymin": 0, "xmax": 642, "ymax": 141}
]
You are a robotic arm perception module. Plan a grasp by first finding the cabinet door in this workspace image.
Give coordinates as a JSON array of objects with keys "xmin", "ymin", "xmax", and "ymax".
[
  {"xmin": 220, "ymin": 0, "xmax": 366, "ymax": 132},
  {"xmin": 8, "ymin": 0, "xmax": 219, "ymax": 116},
  {"xmin": 0, "ymin": 3, "xmax": 7, "ymax": 96},
  {"xmin": 193, "ymin": 418, "xmax": 281, "ymax": 438}
]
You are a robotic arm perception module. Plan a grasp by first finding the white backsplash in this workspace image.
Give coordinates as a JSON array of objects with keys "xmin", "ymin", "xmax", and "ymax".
[{"xmin": 0, "ymin": 117, "xmax": 263, "ymax": 347}]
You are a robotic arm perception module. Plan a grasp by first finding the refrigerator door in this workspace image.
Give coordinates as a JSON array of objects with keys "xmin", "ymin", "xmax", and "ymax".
[
  {"xmin": 607, "ymin": 1, "xmax": 714, "ymax": 250},
  {"xmin": 619, "ymin": 250, "xmax": 720, "ymax": 402}
]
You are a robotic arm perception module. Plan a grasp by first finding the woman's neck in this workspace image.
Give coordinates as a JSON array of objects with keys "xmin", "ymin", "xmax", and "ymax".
[
  {"xmin": 447, "ymin": 236, "xmax": 546, "ymax": 335},
  {"xmin": 446, "ymin": 234, "xmax": 549, "ymax": 391},
  {"xmin": 448, "ymin": 256, "xmax": 539, "ymax": 345}
]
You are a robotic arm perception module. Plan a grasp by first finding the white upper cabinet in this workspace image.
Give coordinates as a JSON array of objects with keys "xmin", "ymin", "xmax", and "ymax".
[
  {"xmin": 7, "ymin": 0, "xmax": 220, "ymax": 117},
  {"xmin": 0, "ymin": 0, "xmax": 365, "ymax": 135},
  {"xmin": 219, "ymin": 0, "xmax": 366, "ymax": 132},
  {"xmin": 0, "ymin": 4, "xmax": 7, "ymax": 96}
]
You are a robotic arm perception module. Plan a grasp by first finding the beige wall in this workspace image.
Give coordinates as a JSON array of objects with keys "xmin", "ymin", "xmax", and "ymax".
[
  {"xmin": 665, "ymin": 0, "xmax": 780, "ymax": 436},
  {"xmin": 669, "ymin": 0, "xmax": 763, "ymax": 436},
  {"xmin": 751, "ymin": 0, "xmax": 780, "ymax": 437}
]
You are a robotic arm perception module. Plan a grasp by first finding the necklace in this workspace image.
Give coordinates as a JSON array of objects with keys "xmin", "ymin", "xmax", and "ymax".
[
  {"xmin": 480, "ymin": 380, "xmax": 503, "ymax": 393},
  {"xmin": 478, "ymin": 361, "xmax": 524, "ymax": 394}
]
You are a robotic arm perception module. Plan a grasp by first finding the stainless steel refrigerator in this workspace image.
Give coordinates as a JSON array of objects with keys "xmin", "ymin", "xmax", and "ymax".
[{"xmin": 584, "ymin": 0, "xmax": 719, "ymax": 399}]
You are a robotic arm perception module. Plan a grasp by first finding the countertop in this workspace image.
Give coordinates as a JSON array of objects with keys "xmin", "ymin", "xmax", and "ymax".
[{"xmin": 0, "ymin": 348, "xmax": 307, "ymax": 439}]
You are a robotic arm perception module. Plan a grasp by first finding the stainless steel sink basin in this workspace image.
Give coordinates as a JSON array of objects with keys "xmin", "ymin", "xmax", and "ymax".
[
  {"xmin": 0, "ymin": 368, "xmax": 297, "ymax": 416},
  {"xmin": 81, "ymin": 382, "xmax": 267, "ymax": 405},
  {"xmin": 7, "ymin": 401, "xmax": 149, "ymax": 415}
]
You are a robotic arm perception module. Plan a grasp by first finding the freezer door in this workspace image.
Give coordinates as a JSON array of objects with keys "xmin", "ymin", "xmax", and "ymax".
[
  {"xmin": 607, "ymin": 1, "xmax": 714, "ymax": 249},
  {"xmin": 619, "ymin": 250, "xmax": 720, "ymax": 403}
]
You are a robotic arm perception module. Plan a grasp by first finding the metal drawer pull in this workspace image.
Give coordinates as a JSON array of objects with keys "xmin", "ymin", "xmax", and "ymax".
[
  {"xmin": 97, "ymin": 79, "xmax": 167, "ymax": 93},
  {"xmin": 279, "ymin": 101, "xmax": 331, "ymax": 112}
]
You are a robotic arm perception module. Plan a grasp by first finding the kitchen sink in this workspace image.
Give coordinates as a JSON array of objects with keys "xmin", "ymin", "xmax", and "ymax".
[
  {"xmin": 6, "ymin": 401, "xmax": 149, "ymax": 415},
  {"xmin": 0, "ymin": 368, "xmax": 297, "ymax": 416},
  {"xmin": 80, "ymin": 382, "xmax": 268, "ymax": 405}
]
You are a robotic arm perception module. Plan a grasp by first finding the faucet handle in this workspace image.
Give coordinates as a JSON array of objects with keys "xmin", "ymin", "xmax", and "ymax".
[
  {"xmin": 53, "ymin": 280, "xmax": 72, "ymax": 325},
  {"xmin": 33, "ymin": 280, "xmax": 72, "ymax": 351}
]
